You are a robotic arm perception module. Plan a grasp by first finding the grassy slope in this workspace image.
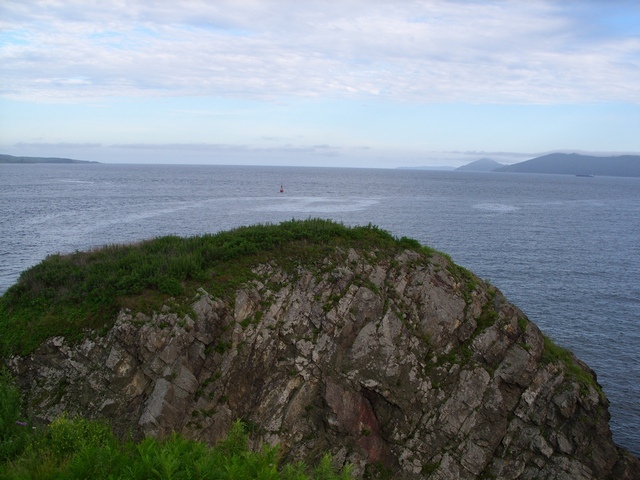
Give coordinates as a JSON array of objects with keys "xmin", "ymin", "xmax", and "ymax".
[{"xmin": 0, "ymin": 219, "xmax": 429, "ymax": 357}]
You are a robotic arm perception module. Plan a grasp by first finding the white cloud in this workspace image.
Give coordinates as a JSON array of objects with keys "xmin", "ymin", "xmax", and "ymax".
[{"xmin": 1, "ymin": 0, "xmax": 639, "ymax": 104}]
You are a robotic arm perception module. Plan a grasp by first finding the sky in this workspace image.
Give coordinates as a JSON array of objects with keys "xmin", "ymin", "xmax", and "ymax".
[{"xmin": 1, "ymin": 0, "xmax": 640, "ymax": 168}]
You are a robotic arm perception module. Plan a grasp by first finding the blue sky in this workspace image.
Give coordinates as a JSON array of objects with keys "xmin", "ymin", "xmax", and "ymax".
[{"xmin": 1, "ymin": 0, "xmax": 639, "ymax": 168}]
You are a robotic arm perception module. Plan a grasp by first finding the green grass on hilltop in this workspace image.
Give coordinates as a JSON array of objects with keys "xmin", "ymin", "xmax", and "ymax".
[{"xmin": 0, "ymin": 219, "xmax": 433, "ymax": 357}]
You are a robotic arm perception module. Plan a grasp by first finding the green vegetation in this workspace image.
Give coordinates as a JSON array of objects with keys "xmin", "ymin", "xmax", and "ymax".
[
  {"xmin": 474, "ymin": 288, "xmax": 499, "ymax": 333},
  {"xmin": 421, "ymin": 461, "xmax": 440, "ymax": 475},
  {"xmin": 433, "ymin": 288, "xmax": 500, "ymax": 370},
  {"xmin": 0, "ymin": 369, "xmax": 30, "ymax": 461},
  {"xmin": 541, "ymin": 335, "xmax": 603, "ymax": 396},
  {"xmin": 0, "ymin": 219, "xmax": 437, "ymax": 357},
  {"xmin": 0, "ymin": 370, "xmax": 352, "ymax": 479}
]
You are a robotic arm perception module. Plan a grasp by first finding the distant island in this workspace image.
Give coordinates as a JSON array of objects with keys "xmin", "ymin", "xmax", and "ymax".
[
  {"xmin": 0, "ymin": 154, "xmax": 99, "ymax": 164},
  {"xmin": 455, "ymin": 157, "xmax": 505, "ymax": 172},
  {"xmin": 450, "ymin": 153, "xmax": 640, "ymax": 177}
]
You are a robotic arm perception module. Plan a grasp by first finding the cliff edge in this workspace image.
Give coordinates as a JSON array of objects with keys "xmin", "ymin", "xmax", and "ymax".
[{"xmin": 2, "ymin": 220, "xmax": 638, "ymax": 479}]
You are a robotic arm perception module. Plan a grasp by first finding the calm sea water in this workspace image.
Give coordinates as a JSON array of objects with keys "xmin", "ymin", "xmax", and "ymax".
[{"xmin": 1, "ymin": 163, "xmax": 639, "ymax": 455}]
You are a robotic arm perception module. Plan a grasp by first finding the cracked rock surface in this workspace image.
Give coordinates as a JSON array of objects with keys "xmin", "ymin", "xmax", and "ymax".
[{"xmin": 7, "ymin": 247, "xmax": 639, "ymax": 479}]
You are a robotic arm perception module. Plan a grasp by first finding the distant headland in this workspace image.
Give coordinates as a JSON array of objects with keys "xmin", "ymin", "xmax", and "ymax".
[
  {"xmin": 494, "ymin": 153, "xmax": 640, "ymax": 177},
  {"xmin": 0, "ymin": 154, "xmax": 99, "ymax": 164},
  {"xmin": 402, "ymin": 153, "xmax": 640, "ymax": 177},
  {"xmin": 455, "ymin": 153, "xmax": 640, "ymax": 177}
]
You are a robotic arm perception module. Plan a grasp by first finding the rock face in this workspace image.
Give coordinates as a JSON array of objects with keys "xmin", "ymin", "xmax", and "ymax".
[{"xmin": 6, "ymin": 246, "xmax": 639, "ymax": 479}]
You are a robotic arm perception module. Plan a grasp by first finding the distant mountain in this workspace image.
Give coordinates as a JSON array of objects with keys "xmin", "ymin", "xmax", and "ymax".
[
  {"xmin": 455, "ymin": 158, "xmax": 504, "ymax": 172},
  {"xmin": 494, "ymin": 153, "xmax": 640, "ymax": 177},
  {"xmin": 0, "ymin": 154, "xmax": 99, "ymax": 164}
]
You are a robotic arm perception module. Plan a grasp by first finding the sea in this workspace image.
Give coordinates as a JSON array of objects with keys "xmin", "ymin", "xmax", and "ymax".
[{"xmin": 1, "ymin": 163, "xmax": 639, "ymax": 456}]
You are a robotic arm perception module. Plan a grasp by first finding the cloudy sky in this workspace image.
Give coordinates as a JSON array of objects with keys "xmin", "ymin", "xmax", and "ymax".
[{"xmin": 1, "ymin": 1, "xmax": 639, "ymax": 168}]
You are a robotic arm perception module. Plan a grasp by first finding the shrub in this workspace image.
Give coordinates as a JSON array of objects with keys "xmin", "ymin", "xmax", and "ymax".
[
  {"xmin": 0, "ymin": 368, "xmax": 31, "ymax": 461},
  {"xmin": 0, "ymin": 416, "xmax": 353, "ymax": 479}
]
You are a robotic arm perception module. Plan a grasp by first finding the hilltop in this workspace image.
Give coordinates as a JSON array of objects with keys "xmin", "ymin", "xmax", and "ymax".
[{"xmin": 1, "ymin": 220, "xmax": 638, "ymax": 479}]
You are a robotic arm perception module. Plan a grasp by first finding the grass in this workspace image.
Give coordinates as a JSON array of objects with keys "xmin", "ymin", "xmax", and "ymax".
[
  {"xmin": 541, "ymin": 335, "xmax": 603, "ymax": 396},
  {"xmin": 0, "ymin": 219, "xmax": 438, "ymax": 357},
  {"xmin": 475, "ymin": 288, "xmax": 499, "ymax": 333}
]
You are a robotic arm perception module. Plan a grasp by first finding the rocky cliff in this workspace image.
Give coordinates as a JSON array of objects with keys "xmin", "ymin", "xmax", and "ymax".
[{"xmin": 4, "ymin": 224, "xmax": 639, "ymax": 479}]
